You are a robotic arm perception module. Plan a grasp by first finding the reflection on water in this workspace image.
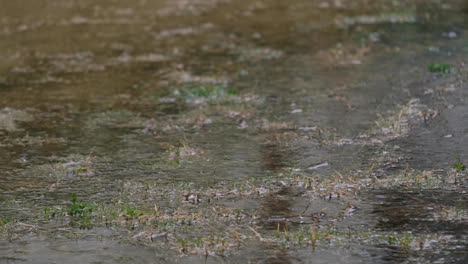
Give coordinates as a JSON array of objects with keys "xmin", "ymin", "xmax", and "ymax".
[{"xmin": 363, "ymin": 189, "xmax": 468, "ymax": 264}]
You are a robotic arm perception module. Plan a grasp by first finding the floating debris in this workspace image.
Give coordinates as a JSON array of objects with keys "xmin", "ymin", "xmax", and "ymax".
[
  {"xmin": 290, "ymin": 109, "xmax": 303, "ymax": 114},
  {"xmin": 307, "ymin": 162, "xmax": 330, "ymax": 170}
]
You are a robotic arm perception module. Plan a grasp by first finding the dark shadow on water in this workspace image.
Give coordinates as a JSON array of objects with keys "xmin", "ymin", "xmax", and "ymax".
[
  {"xmin": 367, "ymin": 189, "xmax": 468, "ymax": 232},
  {"xmin": 260, "ymin": 187, "xmax": 293, "ymax": 230},
  {"xmin": 364, "ymin": 189, "xmax": 468, "ymax": 263},
  {"xmin": 261, "ymin": 144, "xmax": 289, "ymax": 172}
]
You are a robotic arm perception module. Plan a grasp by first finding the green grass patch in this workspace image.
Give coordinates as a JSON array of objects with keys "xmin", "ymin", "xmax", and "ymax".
[
  {"xmin": 226, "ymin": 88, "xmax": 239, "ymax": 95},
  {"xmin": 0, "ymin": 218, "xmax": 12, "ymax": 227},
  {"xmin": 453, "ymin": 154, "xmax": 466, "ymax": 171},
  {"xmin": 43, "ymin": 207, "xmax": 60, "ymax": 219},
  {"xmin": 67, "ymin": 194, "xmax": 97, "ymax": 216},
  {"xmin": 176, "ymin": 85, "xmax": 239, "ymax": 100},
  {"xmin": 427, "ymin": 63, "xmax": 452, "ymax": 73}
]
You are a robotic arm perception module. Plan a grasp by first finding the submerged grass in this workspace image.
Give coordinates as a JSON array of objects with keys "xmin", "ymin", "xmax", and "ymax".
[
  {"xmin": 1, "ymin": 164, "xmax": 463, "ymax": 256},
  {"xmin": 174, "ymin": 85, "xmax": 239, "ymax": 102},
  {"xmin": 151, "ymin": 141, "xmax": 205, "ymax": 169},
  {"xmin": 1, "ymin": 99, "xmax": 466, "ymax": 256}
]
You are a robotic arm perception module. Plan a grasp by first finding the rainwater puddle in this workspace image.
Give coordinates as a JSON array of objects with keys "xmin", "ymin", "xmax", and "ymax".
[{"xmin": 1, "ymin": 0, "xmax": 468, "ymax": 263}]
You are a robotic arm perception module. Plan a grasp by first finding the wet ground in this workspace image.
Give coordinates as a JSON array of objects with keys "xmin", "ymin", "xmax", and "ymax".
[{"xmin": 0, "ymin": 0, "xmax": 467, "ymax": 263}]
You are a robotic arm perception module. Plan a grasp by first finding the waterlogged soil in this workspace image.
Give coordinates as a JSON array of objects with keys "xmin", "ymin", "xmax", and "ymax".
[{"xmin": 1, "ymin": 0, "xmax": 468, "ymax": 263}]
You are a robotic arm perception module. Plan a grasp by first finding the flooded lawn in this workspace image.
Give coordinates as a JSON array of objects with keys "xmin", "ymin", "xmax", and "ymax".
[{"xmin": 0, "ymin": 0, "xmax": 467, "ymax": 263}]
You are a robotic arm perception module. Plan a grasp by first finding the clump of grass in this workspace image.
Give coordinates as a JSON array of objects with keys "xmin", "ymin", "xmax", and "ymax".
[
  {"xmin": 43, "ymin": 207, "xmax": 59, "ymax": 219},
  {"xmin": 121, "ymin": 205, "xmax": 148, "ymax": 220},
  {"xmin": 65, "ymin": 194, "xmax": 99, "ymax": 229},
  {"xmin": 125, "ymin": 208, "xmax": 140, "ymax": 220},
  {"xmin": 427, "ymin": 63, "xmax": 452, "ymax": 73},
  {"xmin": 190, "ymin": 85, "xmax": 220, "ymax": 97},
  {"xmin": 0, "ymin": 218, "xmax": 14, "ymax": 235},
  {"xmin": 399, "ymin": 232, "xmax": 415, "ymax": 249},
  {"xmin": 0, "ymin": 218, "xmax": 12, "ymax": 228},
  {"xmin": 67, "ymin": 194, "xmax": 97, "ymax": 216},
  {"xmin": 226, "ymin": 88, "xmax": 239, "ymax": 95},
  {"xmin": 387, "ymin": 235, "xmax": 398, "ymax": 244},
  {"xmin": 453, "ymin": 155, "xmax": 465, "ymax": 171}
]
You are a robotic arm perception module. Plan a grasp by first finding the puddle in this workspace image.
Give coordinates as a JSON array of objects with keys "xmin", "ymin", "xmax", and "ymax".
[{"xmin": 1, "ymin": 0, "xmax": 468, "ymax": 263}]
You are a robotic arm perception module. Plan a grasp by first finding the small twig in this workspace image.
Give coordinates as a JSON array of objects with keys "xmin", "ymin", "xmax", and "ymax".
[
  {"xmin": 300, "ymin": 202, "xmax": 312, "ymax": 215},
  {"xmin": 16, "ymin": 222, "xmax": 38, "ymax": 229},
  {"xmin": 248, "ymin": 226, "xmax": 263, "ymax": 241}
]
